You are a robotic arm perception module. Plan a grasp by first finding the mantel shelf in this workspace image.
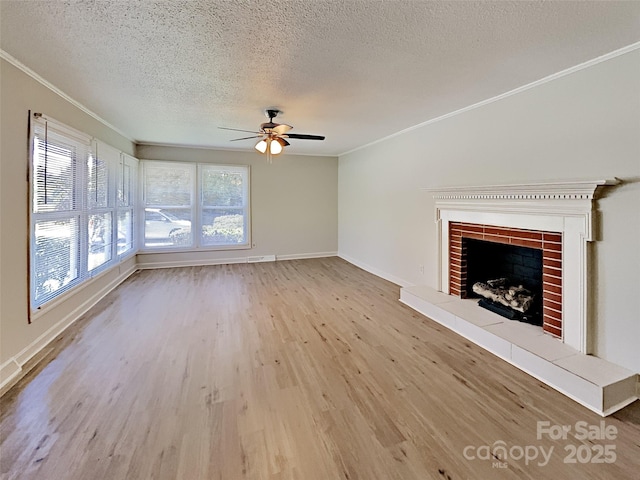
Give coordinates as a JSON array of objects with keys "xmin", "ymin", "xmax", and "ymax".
[{"xmin": 423, "ymin": 178, "xmax": 619, "ymax": 201}]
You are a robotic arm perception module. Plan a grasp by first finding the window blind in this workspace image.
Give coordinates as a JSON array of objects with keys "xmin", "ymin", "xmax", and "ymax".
[
  {"xmin": 30, "ymin": 114, "xmax": 138, "ymax": 311},
  {"xmin": 31, "ymin": 116, "xmax": 89, "ymax": 306},
  {"xmin": 117, "ymin": 153, "xmax": 137, "ymax": 255},
  {"xmin": 200, "ymin": 164, "xmax": 249, "ymax": 246},
  {"xmin": 142, "ymin": 161, "xmax": 195, "ymax": 248},
  {"xmin": 141, "ymin": 161, "xmax": 250, "ymax": 250}
]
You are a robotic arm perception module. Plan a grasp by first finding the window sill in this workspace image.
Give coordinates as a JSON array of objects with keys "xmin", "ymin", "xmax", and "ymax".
[
  {"xmin": 30, "ymin": 256, "xmax": 137, "ymax": 322},
  {"xmin": 139, "ymin": 243, "xmax": 252, "ymax": 254}
]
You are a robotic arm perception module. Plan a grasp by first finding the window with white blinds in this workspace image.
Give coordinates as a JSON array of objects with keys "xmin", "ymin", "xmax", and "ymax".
[
  {"xmin": 141, "ymin": 161, "xmax": 250, "ymax": 250},
  {"xmin": 142, "ymin": 161, "xmax": 194, "ymax": 248},
  {"xmin": 87, "ymin": 141, "xmax": 114, "ymax": 272},
  {"xmin": 200, "ymin": 164, "xmax": 249, "ymax": 247},
  {"xmin": 30, "ymin": 114, "xmax": 137, "ymax": 310},
  {"xmin": 117, "ymin": 153, "xmax": 137, "ymax": 255}
]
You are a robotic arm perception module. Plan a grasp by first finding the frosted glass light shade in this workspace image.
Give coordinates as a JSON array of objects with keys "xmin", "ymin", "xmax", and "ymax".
[
  {"xmin": 270, "ymin": 139, "xmax": 283, "ymax": 155},
  {"xmin": 255, "ymin": 139, "xmax": 268, "ymax": 153}
]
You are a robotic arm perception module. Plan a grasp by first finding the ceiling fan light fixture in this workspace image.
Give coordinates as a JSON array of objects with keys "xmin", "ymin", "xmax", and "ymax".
[
  {"xmin": 224, "ymin": 109, "xmax": 323, "ymax": 163},
  {"xmin": 270, "ymin": 138, "xmax": 286, "ymax": 155},
  {"xmin": 255, "ymin": 139, "xmax": 268, "ymax": 153}
]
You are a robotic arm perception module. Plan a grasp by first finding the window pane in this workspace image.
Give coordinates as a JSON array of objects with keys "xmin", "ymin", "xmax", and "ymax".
[
  {"xmin": 118, "ymin": 162, "xmax": 131, "ymax": 207},
  {"xmin": 88, "ymin": 213, "xmax": 113, "ymax": 271},
  {"xmin": 117, "ymin": 154, "xmax": 137, "ymax": 256},
  {"xmin": 200, "ymin": 165, "xmax": 248, "ymax": 247},
  {"xmin": 33, "ymin": 135, "xmax": 77, "ymax": 213},
  {"xmin": 33, "ymin": 218, "xmax": 79, "ymax": 303},
  {"xmin": 201, "ymin": 169, "xmax": 244, "ymax": 206},
  {"xmin": 87, "ymin": 154, "xmax": 109, "ymax": 209},
  {"xmin": 144, "ymin": 164, "xmax": 192, "ymax": 206},
  {"xmin": 144, "ymin": 207, "xmax": 192, "ymax": 247},
  {"xmin": 117, "ymin": 210, "xmax": 134, "ymax": 255},
  {"xmin": 201, "ymin": 208, "xmax": 246, "ymax": 246}
]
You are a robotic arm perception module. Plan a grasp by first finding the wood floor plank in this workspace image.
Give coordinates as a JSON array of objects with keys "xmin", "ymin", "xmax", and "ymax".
[{"xmin": 1, "ymin": 258, "xmax": 639, "ymax": 479}]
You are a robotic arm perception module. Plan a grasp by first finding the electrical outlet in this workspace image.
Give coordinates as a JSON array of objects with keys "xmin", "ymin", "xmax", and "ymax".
[{"xmin": 419, "ymin": 264, "xmax": 424, "ymax": 274}]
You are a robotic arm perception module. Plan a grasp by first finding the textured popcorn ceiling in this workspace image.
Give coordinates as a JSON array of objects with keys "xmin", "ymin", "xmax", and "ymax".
[{"xmin": 1, "ymin": 1, "xmax": 639, "ymax": 156}]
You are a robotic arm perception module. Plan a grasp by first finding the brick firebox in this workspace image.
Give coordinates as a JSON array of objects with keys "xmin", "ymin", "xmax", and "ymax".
[{"xmin": 449, "ymin": 222, "xmax": 562, "ymax": 338}]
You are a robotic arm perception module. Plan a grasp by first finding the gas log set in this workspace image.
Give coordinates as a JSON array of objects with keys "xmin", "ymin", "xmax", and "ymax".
[{"xmin": 472, "ymin": 278, "xmax": 541, "ymax": 325}]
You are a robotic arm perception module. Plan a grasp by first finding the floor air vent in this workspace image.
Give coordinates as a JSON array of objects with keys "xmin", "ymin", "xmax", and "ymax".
[{"xmin": 247, "ymin": 255, "xmax": 276, "ymax": 263}]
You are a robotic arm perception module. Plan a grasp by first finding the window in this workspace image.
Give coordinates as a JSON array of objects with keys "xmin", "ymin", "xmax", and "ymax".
[
  {"xmin": 87, "ymin": 141, "xmax": 114, "ymax": 272},
  {"xmin": 29, "ymin": 114, "xmax": 137, "ymax": 311},
  {"xmin": 142, "ymin": 162, "xmax": 194, "ymax": 248},
  {"xmin": 141, "ymin": 161, "xmax": 250, "ymax": 250},
  {"xmin": 117, "ymin": 153, "xmax": 138, "ymax": 255},
  {"xmin": 200, "ymin": 164, "xmax": 249, "ymax": 246}
]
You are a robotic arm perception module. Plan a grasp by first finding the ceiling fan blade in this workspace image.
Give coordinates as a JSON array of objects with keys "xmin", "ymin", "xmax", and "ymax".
[
  {"xmin": 284, "ymin": 133, "xmax": 325, "ymax": 140},
  {"xmin": 219, "ymin": 127, "xmax": 261, "ymax": 134},
  {"xmin": 272, "ymin": 124, "xmax": 293, "ymax": 135},
  {"xmin": 230, "ymin": 135, "xmax": 262, "ymax": 141}
]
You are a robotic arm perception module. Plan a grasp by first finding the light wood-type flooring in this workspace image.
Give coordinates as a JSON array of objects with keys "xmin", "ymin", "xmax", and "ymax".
[{"xmin": 1, "ymin": 258, "xmax": 639, "ymax": 479}]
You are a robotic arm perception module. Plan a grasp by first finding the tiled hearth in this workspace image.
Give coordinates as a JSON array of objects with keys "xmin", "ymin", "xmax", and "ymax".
[
  {"xmin": 400, "ymin": 286, "xmax": 636, "ymax": 416},
  {"xmin": 400, "ymin": 180, "xmax": 638, "ymax": 416}
]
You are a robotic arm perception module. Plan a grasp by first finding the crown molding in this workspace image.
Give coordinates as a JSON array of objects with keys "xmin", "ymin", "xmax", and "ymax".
[
  {"xmin": 136, "ymin": 141, "xmax": 337, "ymax": 158},
  {"xmin": 424, "ymin": 179, "xmax": 620, "ymax": 201},
  {"xmin": 339, "ymin": 42, "xmax": 640, "ymax": 157},
  {"xmin": 1, "ymin": 49, "xmax": 136, "ymax": 143}
]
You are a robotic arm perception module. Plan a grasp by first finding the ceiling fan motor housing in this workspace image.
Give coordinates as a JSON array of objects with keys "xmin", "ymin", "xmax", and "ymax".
[{"xmin": 260, "ymin": 122, "xmax": 278, "ymax": 131}]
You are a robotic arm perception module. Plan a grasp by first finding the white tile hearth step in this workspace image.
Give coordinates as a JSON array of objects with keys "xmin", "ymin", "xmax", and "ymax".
[{"xmin": 399, "ymin": 285, "xmax": 639, "ymax": 417}]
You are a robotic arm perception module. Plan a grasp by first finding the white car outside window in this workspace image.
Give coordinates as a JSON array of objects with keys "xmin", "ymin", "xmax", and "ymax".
[{"xmin": 144, "ymin": 208, "xmax": 191, "ymax": 245}]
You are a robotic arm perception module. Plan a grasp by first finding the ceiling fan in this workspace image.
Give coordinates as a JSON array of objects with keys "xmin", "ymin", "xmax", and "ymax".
[{"xmin": 219, "ymin": 109, "xmax": 325, "ymax": 162}]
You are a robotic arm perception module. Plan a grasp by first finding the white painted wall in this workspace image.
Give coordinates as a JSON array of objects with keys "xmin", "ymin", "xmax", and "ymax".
[{"xmin": 338, "ymin": 50, "xmax": 640, "ymax": 373}]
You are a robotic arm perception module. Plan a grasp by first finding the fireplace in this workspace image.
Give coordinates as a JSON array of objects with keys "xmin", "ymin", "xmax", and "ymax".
[
  {"xmin": 399, "ymin": 179, "xmax": 638, "ymax": 416},
  {"xmin": 449, "ymin": 222, "xmax": 561, "ymax": 336},
  {"xmin": 425, "ymin": 179, "xmax": 618, "ymax": 354}
]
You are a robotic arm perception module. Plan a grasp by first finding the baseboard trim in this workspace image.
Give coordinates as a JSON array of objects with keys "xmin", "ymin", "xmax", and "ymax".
[
  {"xmin": 136, "ymin": 256, "xmax": 249, "ymax": 270},
  {"xmin": 277, "ymin": 252, "xmax": 338, "ymax": 261},
  {"xmin": 338, "ymin": 253, "xmax": 412, "ymax": 288},
  {"xmin": 137, "ymin": 252, "xmax": 338, "ymax": 270},
  {"xmin": 0, "ymin": 264, "xmax": 137, "ymax": 395}
]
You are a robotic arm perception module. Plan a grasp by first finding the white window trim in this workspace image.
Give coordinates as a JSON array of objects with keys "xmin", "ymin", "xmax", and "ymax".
[{"xmin": 139, "ymin": 160, "xmax": 251, "ymax": 252}]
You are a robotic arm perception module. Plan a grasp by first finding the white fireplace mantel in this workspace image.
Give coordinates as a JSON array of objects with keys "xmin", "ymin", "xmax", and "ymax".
[{"xmin": 422, "ymin": 179, "xmax": 619, "ymax": 354}]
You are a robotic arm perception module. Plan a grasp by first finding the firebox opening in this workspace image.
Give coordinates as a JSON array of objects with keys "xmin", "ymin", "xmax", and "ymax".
[{"xmin": 464, "ymin": 238, "xmax": 543, "ymax": 326}]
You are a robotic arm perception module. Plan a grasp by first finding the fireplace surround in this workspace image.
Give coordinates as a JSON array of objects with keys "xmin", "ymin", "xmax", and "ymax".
[
  {"xmin": 450, "ymin": 222, "xmax": 557, "ymax": 334},
  {"xmin": 427, "ymin": 179, "xmax": 618, "ymax": 354}
]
